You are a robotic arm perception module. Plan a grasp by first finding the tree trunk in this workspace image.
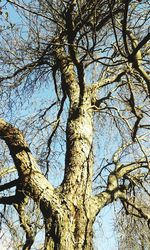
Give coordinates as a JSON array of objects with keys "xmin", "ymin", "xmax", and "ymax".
[
  {"xmin": 41, "ymin": 88, "xmax": 95, "ymax": 250},
  {"xmin": 43, "ymin": 201, "xmax": 94, "ymax": 250},
  {"xmin": 0, "ymin": 46, "xmax": 100, "ymax": 250},
  {"xmin": 63, "ymin": 88, "xmax": 93, "ymax": 193}
]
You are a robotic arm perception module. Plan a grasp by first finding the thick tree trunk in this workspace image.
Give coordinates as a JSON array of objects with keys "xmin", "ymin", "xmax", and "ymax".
[
  {"xmin": 43, "ymin": 203, "xmax": 94, "ymax": 250},
  {"xmin": 63, "ymin": 88, "xmax": 93, "ymax": 193},
  {"xmin": 42, "ymin": 90, "xmax": 95, "ymax": 249},
  {"xmin": 0, "ymin": 117, "xmax": 125, "ymax": 250},
  {"xmin": 0, "ymin": 45, "xmax": 102, "ymax": 250}
]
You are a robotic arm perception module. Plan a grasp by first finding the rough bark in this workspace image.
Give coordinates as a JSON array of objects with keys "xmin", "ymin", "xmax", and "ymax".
[
  {"xmin": 0, "ymin": 50, "xmax": 144, "ymax": 249},
  {"xmin": 0, "ymin": 32, "xmax": 97, "ymax": 247},
  {"xmin": 0, "ymin": 1, "xmax": 149, "ymax": 249},
  {"xmin": 0, "ymin": 115, "xmax": 95, "ymax": 249},
  {"xmin": 0, "ymin": 62, "xmax": 97, "ymax": 249},
  {"xmin": 0, "ymin": 44, "xmax": 127, "ymax": 250}
]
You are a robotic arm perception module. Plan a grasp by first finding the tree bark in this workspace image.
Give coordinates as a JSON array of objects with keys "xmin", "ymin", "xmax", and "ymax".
[
  {"xmin": 41, "ymin": 88, "xmax": 95, "ymax": 249},
  {"xmin": 43, "ymin": 204, "xmax": 94, "ymax": 250},
  {"xmin": 0, "ymin": 50, "xmax": 126, "ymax": 249},
  {"xmin": 0, "ymin": 88, "xmax": 96, "ymax": 250},
  {"xmin": 0, "ymin": 33, "xmax": 98, "ymax": 247},
  {"xmin": 0, "ymin": 40, "xmax": 127, "ymax": 250}
]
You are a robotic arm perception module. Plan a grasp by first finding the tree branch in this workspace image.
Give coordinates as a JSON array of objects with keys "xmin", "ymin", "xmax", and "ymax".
[
  {"xmin": 0, "ymin": 119, "xmax": 62, "ymax": 222},
  {"xmin": 0, "ymin": 179, "xmax": 19, "ymax": 192},
  {"xmin": 92, "ymin": 70, "xmax": 126, "ymax": 90},
  {"xmin": 120, "ymin": 196, "xmax": 150, "ymax": 221},
  {"xmin": 129, "ymin": 32, "xmax": 150, "ymax": 62},
  {"xmin": 0, "ymin": 193, "xmax": 24, "ymax": 205},
  {"xmin": 127, "ymin": 30, "xmax": 150, "ymax": 94},
  {"xmin": 92, "ymin": 142, "xmax": 149, "ymax": 214},
  {"xmin": 0, "ymin": 167, "xmax": 16, "ymax": 178},
  {"xmin": 15, "ymin": 196, "xmax": 36, "ymax": 250}
]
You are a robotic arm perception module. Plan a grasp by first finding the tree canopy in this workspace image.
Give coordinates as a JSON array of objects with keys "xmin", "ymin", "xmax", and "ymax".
[{"xmin": 0, "ymin": 0, "xmax": 150, "ymax": 249}]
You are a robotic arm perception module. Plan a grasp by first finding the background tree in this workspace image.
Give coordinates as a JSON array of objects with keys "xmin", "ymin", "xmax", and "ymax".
[
  {"xmin": 115, "ymin": 189, "xmax": 150, "ymax": 250},
  {"xmin": 0, "ymin": 0, "xmax": 150, "ymax": 249},
  {"xmin": 116, "ymin": 212, "xmax": 150, "ymax": 250}
]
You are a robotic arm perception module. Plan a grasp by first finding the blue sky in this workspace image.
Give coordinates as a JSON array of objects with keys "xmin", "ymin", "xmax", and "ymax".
[{"xmin": 94, "ymin": 205, "xmax": 118, "ymax": 250}]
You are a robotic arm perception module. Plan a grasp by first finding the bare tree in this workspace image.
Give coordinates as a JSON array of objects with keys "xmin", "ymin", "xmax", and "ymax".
[{"xmin": 0, "ymin": 0, "xmax": 150, "ymax": 249}]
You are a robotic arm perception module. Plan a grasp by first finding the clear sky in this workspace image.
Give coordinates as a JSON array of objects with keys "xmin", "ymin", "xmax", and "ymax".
[{"xmin": 94, "ymin": 206, "xmax": 118, "ymax": 250}]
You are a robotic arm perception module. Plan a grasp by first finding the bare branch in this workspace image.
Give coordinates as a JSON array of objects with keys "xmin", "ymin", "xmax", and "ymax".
[
  {"xmin": 15, "ymin": 196, "xmax": 36, "ymax": 250},
  {"xmin": 0, "ymin": 179, "xmax": 19, "ymax": 192},
  {"xmin": 91, "ymin": 70, "xmax": 126, "ymax": 90},
  {"xmin": 0, "ymin": 167, "xmax": 16, "ymax": 178}
]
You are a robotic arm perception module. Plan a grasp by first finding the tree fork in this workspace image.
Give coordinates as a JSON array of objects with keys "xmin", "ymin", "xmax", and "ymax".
[{"xmin": 0, "ymin": 119, "xmax": 96, "ymax": 250}]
